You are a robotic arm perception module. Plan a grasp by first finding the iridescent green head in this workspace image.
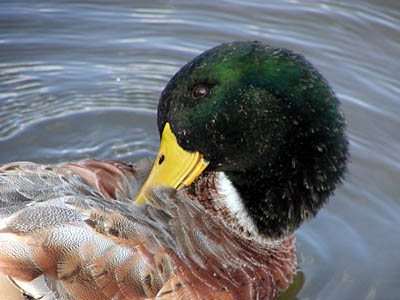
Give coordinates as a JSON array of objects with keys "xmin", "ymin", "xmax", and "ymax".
[{"xmin": 157, "ymin": 41, "xmax": 348, "ymax": 238}]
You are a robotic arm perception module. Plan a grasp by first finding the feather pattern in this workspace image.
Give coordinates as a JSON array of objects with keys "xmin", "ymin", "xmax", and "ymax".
[{"xmin": 0, "ymin": 159, "xmax": 296, "ymax": 300}]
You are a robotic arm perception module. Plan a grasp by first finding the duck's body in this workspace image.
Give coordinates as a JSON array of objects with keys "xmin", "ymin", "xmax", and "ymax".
[
  {"xmin": 0, "ymin": 159, "xmax": 295, "ymax": 300},
  {"xmin": 0, "ymin": 41, "xmax": 348, "ymax": 300}
]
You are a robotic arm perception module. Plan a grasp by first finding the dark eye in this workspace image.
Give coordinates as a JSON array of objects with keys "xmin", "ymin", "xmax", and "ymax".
[{"xmin": 192, "ymin": 85, "xmax": 209, "ymax": 98}]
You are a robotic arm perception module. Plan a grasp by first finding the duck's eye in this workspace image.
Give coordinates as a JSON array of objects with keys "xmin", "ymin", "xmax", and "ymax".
[{"xmin": 192, "ymin": 85, "xmax": 209, "ymax": 98}]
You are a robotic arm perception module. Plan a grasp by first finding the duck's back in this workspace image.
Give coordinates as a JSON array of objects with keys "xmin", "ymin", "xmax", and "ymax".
[{"xmin": 0, "ymin": 159, "xmax": 150, "ymax": 299}]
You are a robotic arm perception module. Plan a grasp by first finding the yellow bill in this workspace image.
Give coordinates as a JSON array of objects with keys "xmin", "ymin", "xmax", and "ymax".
[{"xmin": 134, "ymin": 122, "xmax": 209, "ymax": 205}]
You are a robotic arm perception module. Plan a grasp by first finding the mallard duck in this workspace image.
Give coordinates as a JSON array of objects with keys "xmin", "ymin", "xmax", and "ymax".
[{"xmin": 0, "ymin": 41, "xmax": 348, "ymax": 300}]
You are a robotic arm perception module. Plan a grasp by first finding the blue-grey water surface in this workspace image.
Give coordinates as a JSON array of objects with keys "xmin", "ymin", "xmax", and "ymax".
[{"xmin": 0, "ymin": 1, "xmax": 399, "ymax": 299}]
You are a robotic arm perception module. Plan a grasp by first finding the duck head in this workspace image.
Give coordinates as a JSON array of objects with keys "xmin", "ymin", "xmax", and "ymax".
[{"xmin": 135, "ymin": 41, "xmax": 349, "ymax": 239}]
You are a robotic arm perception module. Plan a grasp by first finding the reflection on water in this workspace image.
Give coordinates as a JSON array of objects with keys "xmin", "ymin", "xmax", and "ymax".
[{"xmin": 1, "ymin": 0, "xmax": 399, "ymax": 299}]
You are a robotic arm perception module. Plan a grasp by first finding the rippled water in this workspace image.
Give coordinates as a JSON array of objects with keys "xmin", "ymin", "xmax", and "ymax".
[{"xmin": 1, "ymin": 1, "xmax": 399, "ymax": 299}]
